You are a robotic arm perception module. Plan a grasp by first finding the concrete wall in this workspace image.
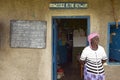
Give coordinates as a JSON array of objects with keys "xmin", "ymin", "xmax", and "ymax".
[
  {"xmin": 0, "ymin": 0, "xmax": 51, "ymax": 80},
  {"xmin": 0, "ymin": 0, "xmax": 120, "ymax": 80}
]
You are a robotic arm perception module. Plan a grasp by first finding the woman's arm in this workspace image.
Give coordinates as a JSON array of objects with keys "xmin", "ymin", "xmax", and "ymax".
[
  {"xmin": 80, "ymin": 60, "xmax": 85, "ymax": 65},
  {"xmin": 102, "ymin": 60, "xmax": 107, "ymax": 64}
]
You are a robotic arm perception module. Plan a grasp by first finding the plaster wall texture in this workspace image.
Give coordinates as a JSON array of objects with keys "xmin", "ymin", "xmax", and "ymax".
[{"xmin": 0, "ymin": 0, "xmax": 120, "ymax": 80}]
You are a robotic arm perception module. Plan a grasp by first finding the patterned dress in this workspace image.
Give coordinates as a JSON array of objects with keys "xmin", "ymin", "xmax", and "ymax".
[{"xmin": 80, "ymin": 45, "xmax": 107, "ymax": 80}]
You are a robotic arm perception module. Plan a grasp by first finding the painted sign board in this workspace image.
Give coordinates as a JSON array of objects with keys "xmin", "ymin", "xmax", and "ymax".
[
  {"xmin": 10, "ymin": 20, "xmax": 47, "ymax": 48},
  {"xmin": 49, "ymin": 2, "xmax": 88, "ymax": 9}
]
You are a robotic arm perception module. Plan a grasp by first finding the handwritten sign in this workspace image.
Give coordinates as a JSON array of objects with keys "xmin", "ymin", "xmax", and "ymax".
[
  {"xmin": 10, "ymin": 20, "xmax": 47, "ymax": 48},
  {"xmin": 49, "ymin": 2, "xmax": 88, "ymax": 9}
]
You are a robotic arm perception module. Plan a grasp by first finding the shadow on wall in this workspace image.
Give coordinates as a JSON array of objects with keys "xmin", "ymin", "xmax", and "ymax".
[{"xmin": 0, "ymin": 22, "xmax": 5, "ymax": 49}]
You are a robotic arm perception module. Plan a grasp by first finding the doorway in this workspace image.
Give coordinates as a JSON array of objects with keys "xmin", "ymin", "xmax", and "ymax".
[{"xmin": 52, "ymin": 16, "xmax": 90, "ymax": 80}]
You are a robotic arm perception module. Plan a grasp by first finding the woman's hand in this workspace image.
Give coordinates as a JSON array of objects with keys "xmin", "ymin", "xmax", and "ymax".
[{"xmin": 102, "ymin": 60, "xmax": 107, "ymax": 65}]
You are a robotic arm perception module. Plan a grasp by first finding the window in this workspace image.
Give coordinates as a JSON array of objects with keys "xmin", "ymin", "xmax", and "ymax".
[{"xmin": 108, "ymin": 22, "xmax": 120, "ymax": 64}]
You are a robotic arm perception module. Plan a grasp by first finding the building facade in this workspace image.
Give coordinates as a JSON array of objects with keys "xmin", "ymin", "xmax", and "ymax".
[{"xmin": 0, "ymin": 0, "xmax": 120, "ymax": 80}]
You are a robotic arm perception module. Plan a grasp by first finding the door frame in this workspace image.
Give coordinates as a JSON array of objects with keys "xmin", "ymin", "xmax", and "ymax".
[{"xmin": 52, "ymin": 16, "xmax": 90, "ymax": 80}]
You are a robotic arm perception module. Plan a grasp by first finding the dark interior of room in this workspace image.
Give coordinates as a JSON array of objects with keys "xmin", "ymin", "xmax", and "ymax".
[{"xmin": 56, "ymin": 18, "xmax": 87, "ymax": 80}]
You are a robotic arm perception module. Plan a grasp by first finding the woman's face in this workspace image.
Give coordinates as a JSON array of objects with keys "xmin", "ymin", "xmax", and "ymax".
[{"xmin": 91, "ymin": 36, "xmax": 99, "ymax": 46}]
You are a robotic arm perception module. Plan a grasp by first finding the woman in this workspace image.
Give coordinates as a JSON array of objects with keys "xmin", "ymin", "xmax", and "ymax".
[{"xmin": 80, "ymin": 32, "xmax": 107, "ymax": 80}]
